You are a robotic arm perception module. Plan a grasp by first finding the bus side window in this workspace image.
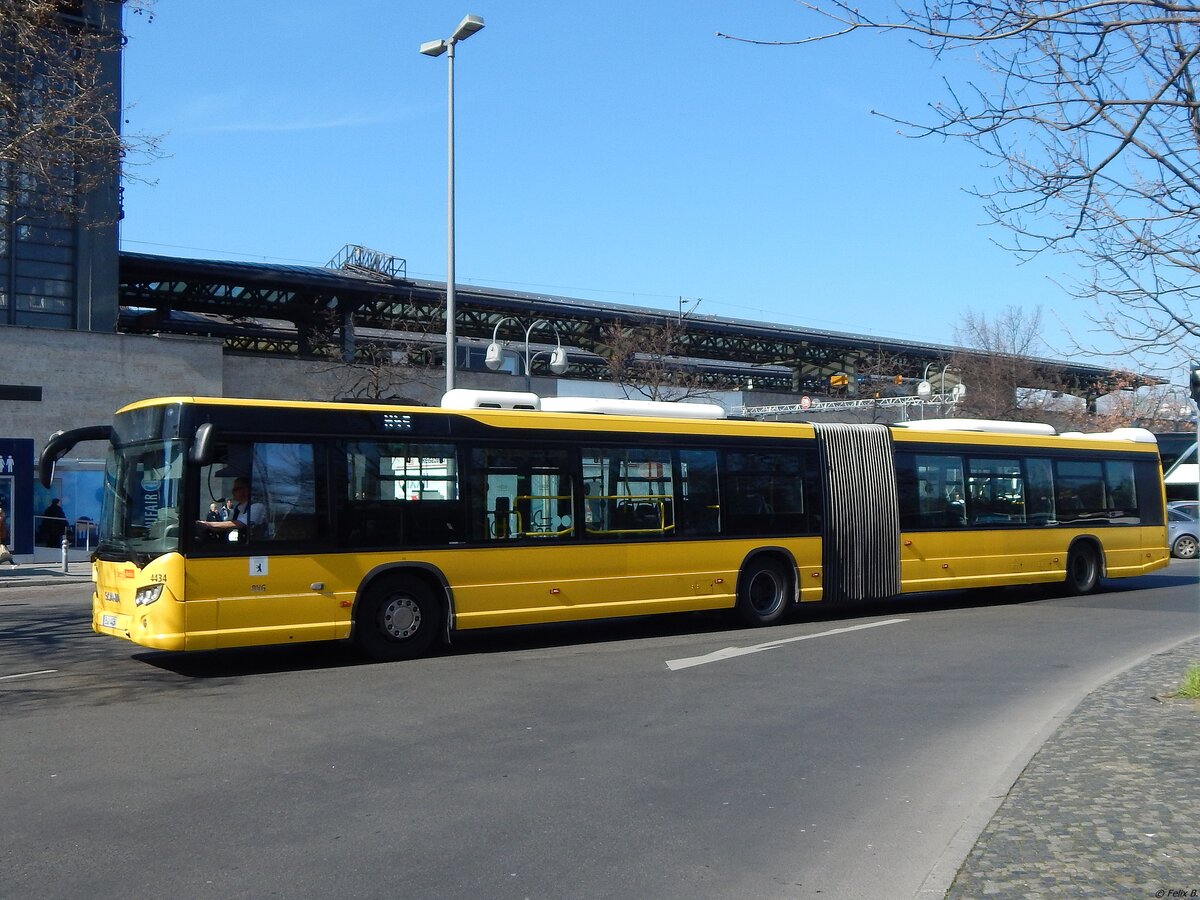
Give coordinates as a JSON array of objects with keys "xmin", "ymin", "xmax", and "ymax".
[
  {"xmin": 338, "ymin": 441, "xmax": 461, "ymax": 549},
  {"xmin": 251, "ymin": 442, "xmax": 319, "ymax": 543},
  {"xmin": 1025, "ymin": 458, "xmax": 1055, "ymax": 525},
  {"xmin": 723, "ymin": 450, "xmax": 806, "ymax": 536},
  {"xmin": 677, "ymin": 448, "xmax": 720, "ymax": 537},
  {"xmin": 471, "ymin": 447, "xmax": 574, "ymax": 542},
  {"xmin": 966, "ymin": 458, "xmax": 1025, "ymax": 526},
  {"xmin": 582, "ymin": 447, "xmax": 673, "ymax": 538},
  {"xmin": 900, "ymin": 453, "xmax": 965, "ymax": 529}
]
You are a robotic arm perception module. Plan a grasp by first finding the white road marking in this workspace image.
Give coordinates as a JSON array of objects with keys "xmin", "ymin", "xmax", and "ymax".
[
  {"xmin": 666, "ymin": 618, "xmax": 909, "ymax": 671},
  {"xmin": 0, "ymin": 669, "xmax": 58, "ymax": 681}
]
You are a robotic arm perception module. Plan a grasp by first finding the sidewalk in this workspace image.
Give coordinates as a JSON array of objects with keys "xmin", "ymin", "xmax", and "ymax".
[
  {"xmin": 946, "ymin": 635, "xmax": 1200, "ymax": 897},
  {"xmin": 0, "ymin": 557, "xmax": 93, "ymax": 588}
]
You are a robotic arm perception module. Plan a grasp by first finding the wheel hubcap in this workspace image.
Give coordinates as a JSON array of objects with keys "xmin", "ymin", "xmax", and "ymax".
[
  {"xmin": 1072, "ymin": 554, "xmax": 1095, "ymax": 586},
  {"xmin": 1178, "ymin": 537, "xmax": 1197, "ymax": 559},
  {"xmin": 749, "ymin": 571, "xmax": 783, "ymax": 614},
  {"xmin": 381, "ymin": 595, "xmax": 421, "ymax": 640}
]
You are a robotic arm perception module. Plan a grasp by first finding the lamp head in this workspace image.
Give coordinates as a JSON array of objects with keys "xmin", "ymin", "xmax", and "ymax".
[
  {"xmin": 549, "ymin": 346, "xmax": 569, "ymax": 375},
  {"xmin": 452, "ymin": 14, "xmax": 485, "ymax": 41},
  {"xmin": 419, "ymin": 39, "xmax": 448, "ymax": 57},
  {"xmin": 485, "ymin": 341, "xmax": 504, "ymax": 371}
]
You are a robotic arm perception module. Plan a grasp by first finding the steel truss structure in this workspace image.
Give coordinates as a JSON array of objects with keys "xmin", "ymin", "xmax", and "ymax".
[{"xmin": 118, "ymin": 250, "xmax": 1133, "ymax": 399}]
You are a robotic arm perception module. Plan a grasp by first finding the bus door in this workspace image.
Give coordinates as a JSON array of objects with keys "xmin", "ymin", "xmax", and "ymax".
[
  {"xmin": 192, "ymin": 440, "xmax": 338, "ymax": 649},
  {"xmin": 461, "ymin": 445, "xmax": 584, "ymax": 624},
  {"xmin": 896, "ymin": 451, "xmax": 976, "ymax": 589}
]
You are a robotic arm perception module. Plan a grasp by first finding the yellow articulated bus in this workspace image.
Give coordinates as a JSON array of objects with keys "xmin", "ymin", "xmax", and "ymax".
[{"xmin": 39, "ymin": 390, "xmax": 1169, "ymax": 660}]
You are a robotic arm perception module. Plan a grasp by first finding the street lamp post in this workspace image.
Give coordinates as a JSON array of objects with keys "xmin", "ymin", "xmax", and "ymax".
[
  {"xmin": 485, "ymin": 316, "xmax": 569, "ymax": 391},
  {"xmin": 420, "ymin": 14, "xmax": 485, "ymax": 395},
  {"xmin": 918, "ymin": 363, "xmax": 964, "ymax": 418},
  {"xmin": 1188, "ymin": 364, "xmax": 1200, "ymax": 502}
]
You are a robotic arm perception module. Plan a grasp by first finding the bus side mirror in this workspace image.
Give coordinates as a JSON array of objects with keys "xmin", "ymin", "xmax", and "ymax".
[
  {"xmin": 191, "ymin": 423, "xmax": 216, "ymax": 465},
  {"xmin": 39, "ymin": 425, "xmax": 113, "ymax": 488},
  {"xmin": 1190, "ymin": 363, "xmax": 1200, "ymax": 404}
]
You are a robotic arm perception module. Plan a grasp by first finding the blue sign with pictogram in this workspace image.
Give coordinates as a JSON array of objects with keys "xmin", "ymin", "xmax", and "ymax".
[{"xmin": 0, "ymin": 439, "xmax": 35, "ymax": 555}]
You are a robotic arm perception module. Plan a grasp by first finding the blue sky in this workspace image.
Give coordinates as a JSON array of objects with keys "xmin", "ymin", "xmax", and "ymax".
[{"xmin": 119, "ymin": 1, "xmax": 1090, "ymax": 357}]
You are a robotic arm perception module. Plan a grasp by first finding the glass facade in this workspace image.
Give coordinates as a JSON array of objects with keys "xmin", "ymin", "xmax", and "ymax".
[{"xmin": 0, "ymin": 0, "xmax": 121, "ymax": 331}]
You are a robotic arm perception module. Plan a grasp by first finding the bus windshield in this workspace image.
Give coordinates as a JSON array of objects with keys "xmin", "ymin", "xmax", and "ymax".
[{"xmin": 98, "ymin": 439, "xmax": 184, "ymax": 560}]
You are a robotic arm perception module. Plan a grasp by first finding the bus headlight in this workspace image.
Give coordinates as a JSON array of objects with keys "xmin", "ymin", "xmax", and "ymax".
[{"xmin": 134, "ymin": 584, "xmax": 164, "ymax": 606}]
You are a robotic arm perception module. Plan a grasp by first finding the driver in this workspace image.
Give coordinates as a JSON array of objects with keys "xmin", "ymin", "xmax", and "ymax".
[{"xmin": 196, "ymin": 477, "xmax": 265, "ymax": 536}]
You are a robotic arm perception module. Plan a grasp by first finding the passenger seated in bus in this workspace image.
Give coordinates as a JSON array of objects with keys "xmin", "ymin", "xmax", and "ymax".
[
  {"xmin": 946, "ymin": 488, "xmax": 966, "ymax": 527},
  {"xmin": 584, "ymin": 484, "xmax": 603, "ymax": 528}
]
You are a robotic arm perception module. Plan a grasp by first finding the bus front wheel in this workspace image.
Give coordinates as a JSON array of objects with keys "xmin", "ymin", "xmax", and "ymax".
[
  {"xmin": 1064, "ymin": 544, "xmax": 1101, "ymax": 596},
  {"xmin": 354, "ymin": 578, "xmax": 440, "ymax": 661},
  {"xmin": 736, "ymin": 557, "xmax": 792, "ymax": 627}
]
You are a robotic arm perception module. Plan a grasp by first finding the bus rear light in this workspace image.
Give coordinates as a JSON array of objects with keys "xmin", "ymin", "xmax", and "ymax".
[{"xmin": 134, "ymin": 584, "xmax": 164, "ymax": 607}]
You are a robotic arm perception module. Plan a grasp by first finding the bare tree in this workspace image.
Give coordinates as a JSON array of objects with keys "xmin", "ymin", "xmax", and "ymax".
[
  {"xmin": 306, "ymin": 311, "xmax": 438, "ymax": 404},
  {"xmin": 719, "ymin": 2, "xmax": 1200, "ymax": 366},
  {"xmin": 947, "ymin": 305, "xmax": 1190, "ymax": 428},
  {"xmin": 844, "ymin": 347, "xmax": 922, "ymax": 422},
  {"xmin": 599, "ymin": 318, "xmax": 733, "ymax": 401},
  {"xmin": 1082, "ymin": 376, "xmax": 1193, "ymax": 431},
  {"xmin": 1, "ymin": 0, "xmax": 159, "ymax": 223},
  {"xmin": 950, "ymin": 305, "xmax": 1077, "ymax": 420}
]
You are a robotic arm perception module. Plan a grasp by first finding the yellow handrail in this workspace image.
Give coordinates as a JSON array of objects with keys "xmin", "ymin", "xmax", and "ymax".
[
  {"xmin": 586, "ymin": 494, "xmax": 674, "ymax": 534},
  {"xmin": 488, "ymin": 495, "xmax": 575, "ymax": 538}
]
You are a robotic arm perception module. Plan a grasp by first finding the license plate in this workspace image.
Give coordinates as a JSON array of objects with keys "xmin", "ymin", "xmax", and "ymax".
[{"xmin": 101, "ymin": 614, "xmax": 118, "ymax": 628}]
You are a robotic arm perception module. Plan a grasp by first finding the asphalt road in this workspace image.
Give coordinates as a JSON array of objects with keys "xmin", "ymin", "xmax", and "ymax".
[{"xmin": 2, "ymin": 564, "xmax": 1197, "ymax": 900}]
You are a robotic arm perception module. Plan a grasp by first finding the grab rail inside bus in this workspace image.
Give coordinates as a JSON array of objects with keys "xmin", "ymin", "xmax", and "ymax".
[{"xmin": 39, "ymin": 425, "xmax": 113, "ymax": 488}]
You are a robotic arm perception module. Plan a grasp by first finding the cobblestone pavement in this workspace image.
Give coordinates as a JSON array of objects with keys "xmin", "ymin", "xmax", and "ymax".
[{"xmin": 947, "ymin": 637, "xmax": 1200, "ymax": 899}]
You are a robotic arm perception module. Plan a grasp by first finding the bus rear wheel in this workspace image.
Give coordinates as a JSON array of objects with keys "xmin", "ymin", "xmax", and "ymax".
[
  {"xmin": 736, "ymin": 557, "xmax": 791, "ymax": 627},
  {"xmin": 354, "ymin": 578, "xmax": 440, "ymax": 661},
  {"xmin": 1064, "ymin": 544, "xmax": 1101, "ymax": 596}
]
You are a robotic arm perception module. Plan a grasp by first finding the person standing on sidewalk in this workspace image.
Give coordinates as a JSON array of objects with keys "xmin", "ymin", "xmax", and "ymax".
[
  {"xmin": 0, "ymin": 507, "xmax": 12, "ymax": 565},
  {"xmin": 37, "ymin": 498, "xmax": 68, "ymax": 547}
]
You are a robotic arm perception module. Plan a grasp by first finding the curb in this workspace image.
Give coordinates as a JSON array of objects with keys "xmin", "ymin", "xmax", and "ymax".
[{"xmin": 941, "ymin": 633, "xmax": 1200, "ymax": 897}]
